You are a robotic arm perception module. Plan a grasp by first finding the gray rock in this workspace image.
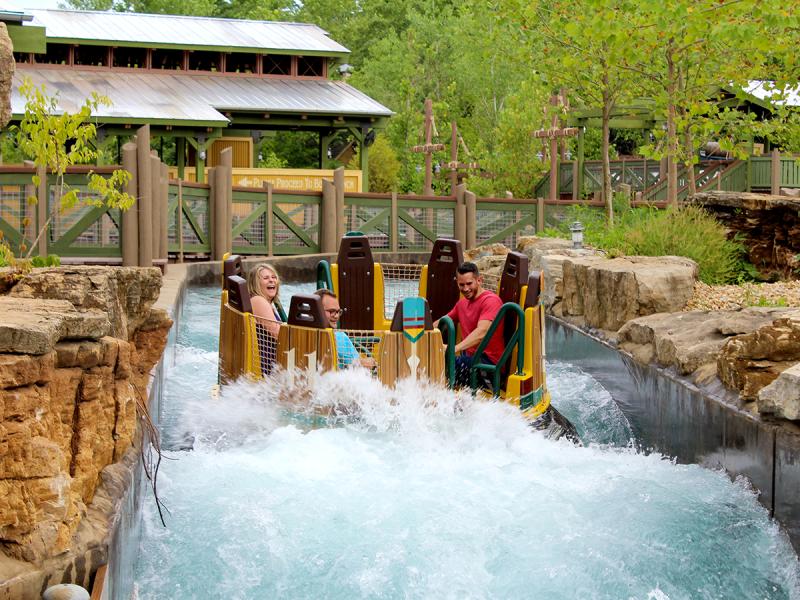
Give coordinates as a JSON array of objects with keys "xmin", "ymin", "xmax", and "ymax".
[{"xmin": 758, "ymin": 363, "xmax": 800, "ymax": 420}]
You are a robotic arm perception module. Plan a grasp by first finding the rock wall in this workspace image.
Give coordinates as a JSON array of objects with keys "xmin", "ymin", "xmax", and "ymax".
[
  {"xmin": 0, "ymin": 267, "xmax": 171, "ymax": 597},
  {"xmin": 561, "ymin": 255, "xmax": 698, "ymax": 332},
  {"xmin": 689, "ymin": 191, "xmax": 800, "ymax": 278}
]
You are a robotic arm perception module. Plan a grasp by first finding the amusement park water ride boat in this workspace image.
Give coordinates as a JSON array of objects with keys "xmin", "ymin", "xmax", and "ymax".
[{"xmin": 218, "ymin": 234, "xmax": 569, "ymax": 430}]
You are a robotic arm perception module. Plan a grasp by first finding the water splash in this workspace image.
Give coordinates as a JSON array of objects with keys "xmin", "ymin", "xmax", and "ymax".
[{"xmin": 135, "ymin": 287, "xmax": 800, "ymax": 599}]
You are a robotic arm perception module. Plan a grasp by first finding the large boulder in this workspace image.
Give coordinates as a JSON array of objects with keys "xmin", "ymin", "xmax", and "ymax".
[
  {"xmin": 619, "ymin": 308, "xmax": 792, "ymax": 378},
  {"xmin": 561, "ymin": 255, "xmax": 698, "ymax": 331},
  {"xmin": 516, "ymin": 236, "xmax": 574, "ymax": 268},
  {"xmin": 758, "ymin": 363, "xmax": 800, "ymax": 420},
  {"xmin": 717, "ymin": 313, "xmax": 800, "ymax": 401},
  {"xmin": 9, "ymin": 266, "xmax": 162, "ymax": 341}
]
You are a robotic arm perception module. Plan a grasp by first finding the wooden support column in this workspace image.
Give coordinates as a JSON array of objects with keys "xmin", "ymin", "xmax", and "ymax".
[
  {"xmin": 176, "ymin": 137, "xmax": 186, "ymax": 180},
  {"xmin": 334, "ymin": 167, "xmax": 345, "ymax": 240},
  {"xmin": 321, "ymin": 178, "xmax": 337, "ymax": 254},
  {"xmin": 454, "ymin": 183, "xmax": 466, "ymax": 246},
  {"xmin": 319, "ymin": 130, "xmax": 335, "ymax": 169},
  {"xmin": 465, "ymin": 189, "xmax": 476, "ymax": 250},
  {"xmin": 121, "ymin": 143, "xmax": 138, "ymax": 266},
  {"xmin": 771, "ymin": 149, "xmax": 781, "ymax": 195},
  {"xmin": 136, "ymin": 125, "xmax": 153, "ymax": 267}
]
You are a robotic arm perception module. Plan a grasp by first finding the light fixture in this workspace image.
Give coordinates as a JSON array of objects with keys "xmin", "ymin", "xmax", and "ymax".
[
  {"xmin": 569, "ymin": 221, "xmax": 584, "ymax": 249},
  {"xmin": 199, "ymin": 150, "xmax": 206, "ymax": 160}
]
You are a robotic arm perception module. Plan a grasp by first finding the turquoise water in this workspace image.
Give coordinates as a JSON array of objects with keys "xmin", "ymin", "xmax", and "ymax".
[{"xmin": 135, "ymin": 286, "xmax": 800, "ymax": 599}]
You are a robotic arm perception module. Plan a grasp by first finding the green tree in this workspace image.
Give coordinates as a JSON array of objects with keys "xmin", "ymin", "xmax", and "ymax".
[
  {"xmin": 348, "ymin": 133, "xmax": 400, "ymax": 192},
  {"xmin": 524, "ymin": 0, "xmax": 642, "ymax": 224},
  {"xmin": 10, "ymin": 79, "xmax": 134, "ymax": 259}
]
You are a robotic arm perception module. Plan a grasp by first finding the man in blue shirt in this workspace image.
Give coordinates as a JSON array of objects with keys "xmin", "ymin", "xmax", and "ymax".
[{"xmin": 314, "ymin": 289, "xmax": 376, "ymax": 369}]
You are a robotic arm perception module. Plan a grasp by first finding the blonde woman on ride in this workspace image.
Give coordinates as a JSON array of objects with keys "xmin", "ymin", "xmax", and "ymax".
[{"xmin": 247, "ymin": 263, "xmax": 285, "ymax": 338}]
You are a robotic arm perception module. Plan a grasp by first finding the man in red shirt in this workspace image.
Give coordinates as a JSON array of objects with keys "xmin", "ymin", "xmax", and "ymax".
[{"xmin": 436, "ymin": 261, "xmax": 504, "ymax": 389}]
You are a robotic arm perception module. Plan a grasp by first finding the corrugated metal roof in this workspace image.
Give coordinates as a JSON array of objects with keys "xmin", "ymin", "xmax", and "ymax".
[
  {"xmin": 11, "ymin": 68, "xmax": 393, "ymax": 124},
  {"xmin": 26, "ymin": 9, "xmax": 350, "ymax": 54}
]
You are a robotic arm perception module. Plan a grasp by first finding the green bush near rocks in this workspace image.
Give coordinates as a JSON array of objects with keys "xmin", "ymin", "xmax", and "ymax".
[{"xmin": 544, "ymin": 203, "xmax": 744, "ymax": 285}]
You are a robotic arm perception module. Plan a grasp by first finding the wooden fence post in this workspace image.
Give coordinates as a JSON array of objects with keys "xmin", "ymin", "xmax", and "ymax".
[
  {"xmin": 572, "ymin": 161, "xmax": 579, "ymax": 201},
  {"xmin": 177, "ymin": 180, "xmax": 184, "ymax": 263},
  {"xmin": 321, "ymin": 178, "xmax": 337, "ymax": 254},
  {"xmin": 334, "ymin": 167, "xmax": 345, "ymax": 240},
  {"xmin": 208, "ymin": 166, "xmax": 217, "ymax": 259},
  {"xmin": 390, "ymin": 191, "xmax": 398, "ymax": 253},
  {"xmin": 136, "ymin": 125, "xmax": 152, "ymax": 267},
  {"xmin": 265, "ymin": 181, "xmax": 274, "ymax": 256},
  {"xmin": 454, "ymin": 183, "xmax": 466, "ymax": 246},
  {"xmin": 160, "ymin": 162, "xmax": 169, "ymax": 260},
  {"xmin": 219, "ymin": 147, "xmax": 233, "ymax": 254},
  {"xmin": 771, "ymin": 149, "xmax": 781, "ymax": 195},
  {"xmin": 536, "ymin": 197, "xmax": 544, "ymax": 233},
  {"xmin": 35, "ymin": 164, "xmax": 47, "ymax": 257},
  {"xmin": 213, "ymin": 160, "xmax": 229, "ymax": 260},
  {"xmin": 465, "ymin": 189, "xmax": 476, "ymax": 250},
  {"xmin": 121, "ymin": 143, "xmax": 138, "ymax": 266},
  {"xmin": 150, "ymin": 152, "xmax": 161, "ymax": 261}
]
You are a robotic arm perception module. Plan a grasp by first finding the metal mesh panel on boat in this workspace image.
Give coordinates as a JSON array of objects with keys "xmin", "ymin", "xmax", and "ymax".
[
  {"xmin": 336, "ymin": 329, "xmax": 383, "ymax": 371},
  {"xmin": 381, "ymin": 263, "xmax": 423, "ymax": 319}
]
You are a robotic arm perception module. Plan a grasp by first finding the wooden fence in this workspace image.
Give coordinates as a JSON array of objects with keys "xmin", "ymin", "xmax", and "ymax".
[{"xmin": 1, "ymin": 129, "xmax": 797, "ymax": 264}]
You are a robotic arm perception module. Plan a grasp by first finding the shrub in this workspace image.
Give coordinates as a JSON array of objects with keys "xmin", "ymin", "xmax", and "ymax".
[{"xmin": 544, "ymin": 204, "xmax": 744, "ymax": 285}]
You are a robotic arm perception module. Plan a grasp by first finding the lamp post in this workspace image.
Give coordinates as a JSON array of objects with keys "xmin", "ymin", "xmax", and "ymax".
[{"xmin": 569, "ymin": 221, "xmax": 584, "ymax": 249}]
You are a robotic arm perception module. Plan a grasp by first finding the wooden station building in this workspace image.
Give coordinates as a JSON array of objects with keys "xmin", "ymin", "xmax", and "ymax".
[{"xmin": 6, "ymin": 9, "xmax": 392, "ymax": 190}]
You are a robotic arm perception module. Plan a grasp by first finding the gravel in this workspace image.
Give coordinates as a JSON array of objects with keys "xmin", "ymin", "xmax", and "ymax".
[{"xmin": 685, "ymin": 280, "xmax": 800, "ymax": 311}]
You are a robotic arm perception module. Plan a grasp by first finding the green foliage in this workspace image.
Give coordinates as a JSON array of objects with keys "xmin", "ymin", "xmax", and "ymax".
[
  {"xmin": 30, "ymin": 254, "xmax": 61, "ymax": 268},
  {"xmin": 5, "ymin": 79, "xmax": 136, "ymax": 261},
  {"xmin": 349, "ymin": 134, "xmax": 401, "ymax": 192},
  {"xmin": 546, "ymin": 204, "xmax": 744, "ymax": 284},
  {"xmin": 257, "ymin": 149, "xmax": 288, "ymax": 169}
]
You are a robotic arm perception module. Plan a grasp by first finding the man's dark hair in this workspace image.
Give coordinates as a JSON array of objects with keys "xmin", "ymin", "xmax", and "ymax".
[
  {"xmin": 313, "ymin": 288, "xmax": 337, "ymax": 299},
  {"xmin": 457, "ymin": 262, "xmax": 480, "ymax": 276}
]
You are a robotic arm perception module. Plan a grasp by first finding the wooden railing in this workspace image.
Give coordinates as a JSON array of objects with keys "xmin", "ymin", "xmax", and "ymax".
[{"xmin": 1, "ymin": 152, "xmax": 797, "ymax": 263}]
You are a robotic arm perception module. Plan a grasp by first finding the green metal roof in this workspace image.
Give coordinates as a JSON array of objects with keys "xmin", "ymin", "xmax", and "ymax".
[
  {"xmin": 11, "ymin": 67, "xmax": 393, "ymax": 126},
  {"xmin": 27, "ymin": 9, "xmax": 350, "ymax": 56}
]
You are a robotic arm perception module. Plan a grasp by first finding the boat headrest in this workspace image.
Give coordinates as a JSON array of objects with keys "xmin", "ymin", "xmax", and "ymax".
[
  {"xmin": 525, "ymin": 271, "xmax": 543, "ymax": 308},
  {"xmin": 227, "ymin": 275, "xmax": 252, "ymax": 313},
  {"xmin": 287, "ymin": 294, "xmax": 329, "ymax": 328},
  {"xmin": 336, "ymin": 233, "xmax": 376, "ymax": 329},
  {"xmin": 337, "ymin": 233, "xmax": 374, "ymax": 265},
  {"xmin": 425, "ymin": 238, "xmax": 464, "ymax": 321},
  {"xmin": 498, "ymin": 251, "xmax": 529, "ymax": 304},
  {"xmin": 389, "ymin": 297, "xmax": 434, "ymax": 332},
  {"xmin": 223, "ymin": 255, "xmax": 243, "ymax": 289}
]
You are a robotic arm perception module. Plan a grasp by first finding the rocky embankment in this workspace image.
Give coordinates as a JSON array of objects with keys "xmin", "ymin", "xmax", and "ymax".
[
  {"xmin": 0, "ymin": 267, "xmax": 172, "ymax": 598},
  {"xmin": 470, "ymin": 236, "xmax": 800, "ymax": 423}
]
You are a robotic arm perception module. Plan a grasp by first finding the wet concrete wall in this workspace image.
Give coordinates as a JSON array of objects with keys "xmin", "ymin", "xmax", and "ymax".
[{"xmin": 547, "ymin": 317, "xmax": 800, "ymax": 552}]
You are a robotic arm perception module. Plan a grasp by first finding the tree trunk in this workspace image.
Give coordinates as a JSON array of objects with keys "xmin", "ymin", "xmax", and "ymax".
[
  {"xmin": 685, "ymin": 127, "xmax": 696, "ymax": 197},
  {"xmin": 602, "ymin": 86, "xmax": 613, "ymax": 226},
  {"xmin": 666, "ymin": 45, "xmax": 679, "ymax": 208}
]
